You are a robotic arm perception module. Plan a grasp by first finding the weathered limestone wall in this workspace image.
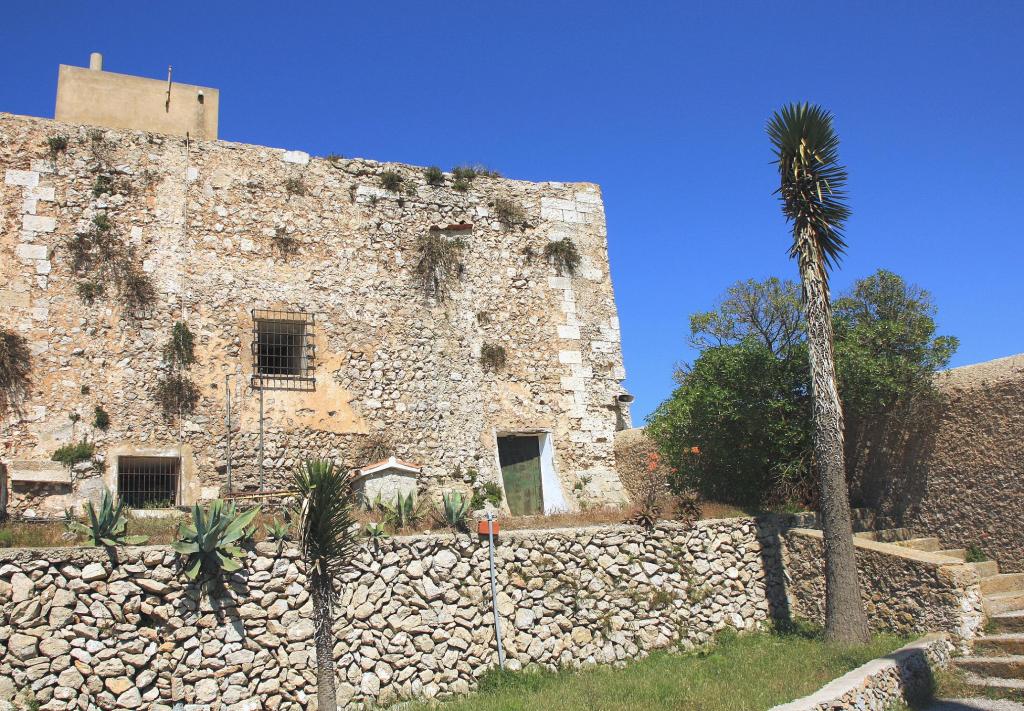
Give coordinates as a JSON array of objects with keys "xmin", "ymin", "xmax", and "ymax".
[
  {"xmin": 0, "ymin": 519, "xmax": 779, "ymax": 709},
  {"xmin": 0, "ymin": 112, "xmax": 630, "ymax": 515},
  {"xmin": 849, "ymin": 354, "xmax": 1024, "ymax": 572},
  {"xmin": 781, "ymin": 529, "xmax": 983, "ymax": 648}
]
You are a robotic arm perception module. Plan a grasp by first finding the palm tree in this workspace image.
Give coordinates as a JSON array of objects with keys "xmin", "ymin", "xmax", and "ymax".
[
  {"xmin": 294, "ymin": 459, "xmax": 360, "ymax": 709},
  {"xmin": 767, "ymin": 103, "xmax": 870, "ymax": 644}
]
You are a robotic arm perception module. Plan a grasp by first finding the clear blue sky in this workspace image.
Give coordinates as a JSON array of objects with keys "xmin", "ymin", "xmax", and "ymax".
[{"xmin": 3, "ymin": 2, "xmax": 1022, "ymax": 422}]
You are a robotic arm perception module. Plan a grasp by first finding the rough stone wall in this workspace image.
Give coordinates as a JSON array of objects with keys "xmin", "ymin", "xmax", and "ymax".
[
  {"xmin": 781, "ymin": 529, "xmax": 983, "ymax": 648},
  {"xmin": 769, "ymin": 634, "xmax": 953, "ymax": 711},
  {"xmin": 0, "ymin": 518, "xmax": 780, "ymax": 709},
  {"xmin": 849, "ymin": 354, "xmax": 1024, "ymax": 572},
  {"xmin": 0, "ymin": 111, "xmax": 630, "ymax": 516}
]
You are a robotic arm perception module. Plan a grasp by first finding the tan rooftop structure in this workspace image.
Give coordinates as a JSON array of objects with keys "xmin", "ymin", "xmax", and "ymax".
[{"xmin": 55, "ymin": 52, "xmax": 218, "ymax": 139}]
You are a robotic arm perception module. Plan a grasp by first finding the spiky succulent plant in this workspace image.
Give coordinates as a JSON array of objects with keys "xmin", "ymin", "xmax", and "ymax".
[
  {"xmin": 439, "ymin": 491, "xmax": 470, "ymax": 532},
  {"xmin": 173, "ymin": 500, "xmax": 259, "ymax": 583},
  {"xmin": 69, "ymin": 488, "xmax": 148, "ymax": 546}
]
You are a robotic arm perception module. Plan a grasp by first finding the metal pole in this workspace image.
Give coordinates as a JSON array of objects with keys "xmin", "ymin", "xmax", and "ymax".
[
  {"xmin": 486, "ymin": 511, "xmax": 506, "ymax": 669},
  {"xmin": 258, "ymin": 385, "xmax": 265, "ymax": 492},
  {"xmin": 225, "ymin": 374, "xmax": 232, "ymax": 495}
]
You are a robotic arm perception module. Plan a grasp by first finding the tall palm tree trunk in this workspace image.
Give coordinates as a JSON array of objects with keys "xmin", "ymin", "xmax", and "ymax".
[
  {"xmin": 312, "ymin": 575, "xmax": 338, "ymax": 710},
  {"xmin": 798, "ymin": 234, "xmax": 871, "ymax": 644}
]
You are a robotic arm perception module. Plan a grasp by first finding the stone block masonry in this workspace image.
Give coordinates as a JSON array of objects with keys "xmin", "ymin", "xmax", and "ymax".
[{"xmin": 0, "ymin": 111, "xmax": 631, "ymax": 516}]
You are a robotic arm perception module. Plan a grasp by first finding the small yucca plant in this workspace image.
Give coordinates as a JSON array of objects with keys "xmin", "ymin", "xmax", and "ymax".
[
  {"xmin": 264, "ymin": 517, "xmax": 291, "ymax": 542},
  {"xmin": 69, "ymin": 489, "xmax": 148, "ymax": 546},
  {"xmin": 173, "ymin": 501, "xmax": 260, "ymax": 583},
  {"xmin": 362, "ymin": 522, "xmax": 390, "ymax": 553}
]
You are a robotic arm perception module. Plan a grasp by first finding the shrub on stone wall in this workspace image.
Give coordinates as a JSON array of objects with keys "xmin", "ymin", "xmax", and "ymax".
[
  {"xmin": 50, "ymin": 440, "xmax": 95, "ymax": 468},
  {"xmin": 0, "ymin": 329, "xmax": 31, "ymax": 417},
  {"xmin": 544, "ymin": 237, "xmax": 581, "ymax": 276},
  {"xmin": 480, "ymin": 343, "xmax": 507, "ymax": 371},
  {"xmin": 155, "ymin": 372, "xmax": 200, "ymax": 418},
  {"xmin": 424, "ymin": 166, "xmax": 444, "ymax": 186},
  {"xmin": 415, "ymin": 231, "xmax": 465, "ymax": 301},
  {"xmin": 493, "ymin": 198, "xmax": 527, "ymax": 227},
  {"xmin": 380, "ymin": 171, "xmax": 403, "ymax": 192}
]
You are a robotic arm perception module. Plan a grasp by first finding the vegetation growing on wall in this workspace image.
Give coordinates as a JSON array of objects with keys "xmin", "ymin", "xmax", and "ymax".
[
  {"xmin": 424, "ymin": 166, "xmax": 444, "ymax": 186},
  {"xmin": 67, "ymin": 213, "xmax": 155, "ymax": 311},
  {"xmin": 51, "ymin": 440, "xmax": 95, "ymax": 468},
  {"xmin": 380, "ymin": 171, "xmax": 403, "ymax": 192},
  {"xmin": 284, "ymin": 176, "xmax": 306, "ymax": 196},
  {"xmin": 156, "ymin": 321, "xmax": 200, "ymax": 418},
  {"xmin": 493, "ymin": 198, "xmax": 527, "ymax": 227},
  {"xmin": 46, "ymin": 135, "xmax": 68, "ymax": 160},
  {"xmin": 0, "ymin": 329, "xmax": 31, "ymax": 417},
  {"xmin": 415, "ymin": 231, "xmax": 465, "ymax": 301},
  {"xmin": 544, "ymin": 237, "xmax": 581, "ymax": 276},
  {"xmin": 480, "ymin": 343, "xmax": 507, "ymax": 371},
  {"xmin": 647, "ymin": 270, "xmax": 958, "ymax": 509},
  {"xmin": 92, "ymin": 405, "xmax": 110, "ymax": 431}
]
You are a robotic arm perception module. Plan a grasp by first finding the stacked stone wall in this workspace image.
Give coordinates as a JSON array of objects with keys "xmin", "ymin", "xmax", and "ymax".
[{"xmin": 0, "ymin": 518, "xmax": 779, "ymax": 709}]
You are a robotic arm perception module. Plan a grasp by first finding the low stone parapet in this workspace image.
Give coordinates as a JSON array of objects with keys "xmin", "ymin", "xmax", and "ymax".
[{"xmin": 769, "ymin": 633, "xmax": 953, "ymax": 711}]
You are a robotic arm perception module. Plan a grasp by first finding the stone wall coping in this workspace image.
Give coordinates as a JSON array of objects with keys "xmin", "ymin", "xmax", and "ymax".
[
  {"xmin": 767, "ymin": 633, "xmax": 952, "ymax": 711},
  {"xmin": 0, "ymin": 111, "xmax": 600, "ymax": 190},
  {"xmin": 0, "ymin": 516, "xmax": 760, "ymax": 563},
  {"xmin": 788, "ymin": 527, "xmax": 977, "ymax": 572}
]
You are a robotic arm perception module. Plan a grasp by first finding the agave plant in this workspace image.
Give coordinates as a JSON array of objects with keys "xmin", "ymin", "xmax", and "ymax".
[
  {"xmin": 362, "ymin": 522, "xmax": 390, "ymax": 553},
  {"xmin": 173, "ymin": 500, "xmax": 260, "ymax": 584},
  {"xmin": 264, "ymin": 517, "xmax": 291, "ymax": 542},
  {"xmin": 382, "ymin": 491, "xmax": 422, "ymax": 530},
  {"xmin": 439, "ymin": 491, "xmax": 470, "ymax": 532},
  {"xmin": 69, "ymin": 489, "xmax": 148, "ymax": 546}
]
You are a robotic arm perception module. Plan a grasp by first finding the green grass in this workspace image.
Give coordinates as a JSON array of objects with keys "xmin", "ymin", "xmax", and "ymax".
[{"xmin": 410, "ymin": 628, "xmax": 905, "ymax": 711}]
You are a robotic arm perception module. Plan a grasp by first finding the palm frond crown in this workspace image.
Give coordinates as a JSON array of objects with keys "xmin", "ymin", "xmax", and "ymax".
[
  {"xmin": 293, "ymin": 459, "xmax": 359, "ymax": 593},
  {"xmin": 767, "ymin": 103, "xmax": 850, "ymax": 271}
]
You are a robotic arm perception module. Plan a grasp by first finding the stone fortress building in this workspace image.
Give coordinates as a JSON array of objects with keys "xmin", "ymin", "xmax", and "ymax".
[{"xmin": 0, "ymin": 54, "xmax": 632, "ymax": 518}]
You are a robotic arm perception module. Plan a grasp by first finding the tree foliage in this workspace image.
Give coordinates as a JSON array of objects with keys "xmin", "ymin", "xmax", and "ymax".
[{"xmin": 647, "ymin": 270, "xmax": 957, "ymax": 509}]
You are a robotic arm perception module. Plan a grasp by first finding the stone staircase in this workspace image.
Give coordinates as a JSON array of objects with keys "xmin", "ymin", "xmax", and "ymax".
[{"xmin": 852, "ymin": 523, "xmax": 1024, "ymax": 697}]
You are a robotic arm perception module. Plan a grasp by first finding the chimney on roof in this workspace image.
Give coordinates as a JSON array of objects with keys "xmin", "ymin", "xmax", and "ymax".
[{"xmin": 89, "ymin": 52, "xmax": 103, "ymax": 71}]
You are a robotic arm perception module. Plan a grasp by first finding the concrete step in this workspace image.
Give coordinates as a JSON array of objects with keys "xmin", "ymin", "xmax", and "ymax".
[
  {"xmin": 975, "ymin": 635, "xmax": 1024, "ymax": 656},
  {"xmin": 985, "ymin": 592, "xmax": 1024, "ymax": 616},
  {"xmin": 854, "ymin": 528, "xmax": 915, "ymax": 542},
  {"xmin": 892, "ymin": 536, "xmax": 943, "ymax": 552},
  {"xmin": 991, "ymin": 612, "xmax": 1024, "ymax": 634},
  {"xmin": 954, "ymin": 655, "xmax": 1024, "ymax": 680},
  {"xmin": 984, "ymin": 574, "xmax": 1024, "ymax": 596},
  {"xmin": 936, "ymin": 548, "xmax": 969, "ymax": 560},
  {"xmin": 968, "ymin": 560, "xmax": 1002, "ymax": 578},
  {"xmin": 962, "ymin": 672, "xmax": 1024, "ymax": 700}
]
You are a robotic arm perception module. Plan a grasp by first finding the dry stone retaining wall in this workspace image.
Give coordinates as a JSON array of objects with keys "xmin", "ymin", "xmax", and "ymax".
[
  {"xmin": 0, "ymin": 518, "xmax": 781, "ymax": 709},
  {"xmin": 781, "ymin": 528, "xmax": 983, "ymax": 648}
]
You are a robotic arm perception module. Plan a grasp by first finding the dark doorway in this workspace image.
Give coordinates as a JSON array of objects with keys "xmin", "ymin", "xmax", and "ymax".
[{"xmin": 497, "ymin": 435, "xmax": 543, "ymax": 516}]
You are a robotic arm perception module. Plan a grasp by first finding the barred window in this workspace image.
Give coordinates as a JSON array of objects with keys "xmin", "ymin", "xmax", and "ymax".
[
  {"xmin": 251, "ymin": 309, "xmax": 316, "ymax": 390},
  {"xmin": 118, "ymin": 456, "xmax": 179, "ymax": 508}
]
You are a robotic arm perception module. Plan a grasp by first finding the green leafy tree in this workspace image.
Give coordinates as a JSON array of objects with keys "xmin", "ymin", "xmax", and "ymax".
[
  {"xmin": 294, "ymin": 459, "xmax": 360, "ymax": 711},
  {"xmin": 650, "ymin": 271, "xmax": 956, "ymax": 511}
]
